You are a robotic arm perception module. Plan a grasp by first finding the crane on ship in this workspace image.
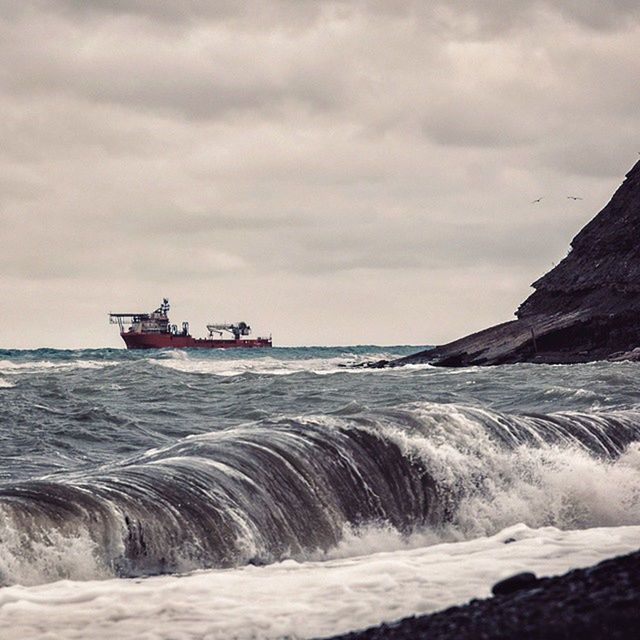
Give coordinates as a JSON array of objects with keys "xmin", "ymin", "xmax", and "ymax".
[{"xmin": 207, "ymin": 322, "xmax": 252, "ymax": 340}]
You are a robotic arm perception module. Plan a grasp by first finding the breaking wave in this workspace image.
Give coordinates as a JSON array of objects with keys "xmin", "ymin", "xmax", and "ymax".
[
  {"xmin": 149, "ymin": 349, "xmax": 421, "ymax": 377},
  {"xmin": 0, "ymin": 359, "xmax": 117, "ymax": 375},
  {"xmin": 1, "ymin": 404, "xmax": 640, "ymax": 586}
]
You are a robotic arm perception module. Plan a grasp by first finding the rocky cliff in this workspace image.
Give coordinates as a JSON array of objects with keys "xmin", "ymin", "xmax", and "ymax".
[{"xmin": 391, "ymin": 160, "xmax": 640, "ymax": 367}]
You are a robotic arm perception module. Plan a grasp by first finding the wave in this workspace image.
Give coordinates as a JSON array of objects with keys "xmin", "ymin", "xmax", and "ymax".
[
  {"xmin": 1, "ymin": 404, "xmax": 640, "ymax": 585},
  {"xmin": 0, "ymin": 348, "xmax": 420, "ymax": 380},
  {"xmin": 3, "ymin": 524, "xmax": 640, "ymax": 640},
  {"xmin": 0, "ymin": 359, "xmax": 118, "ymax": 375},
  {"xmin": 148, "ymin": 349, "xmax": 422, "ymax": 377}
]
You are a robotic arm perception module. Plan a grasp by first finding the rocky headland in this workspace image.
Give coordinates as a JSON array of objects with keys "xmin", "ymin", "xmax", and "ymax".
[
  {"xmin": 384, "ymin": 160, "xmax": 640, "ymax": 367},
  {"xmin": 321, "ymin": 548, "xmax": 640, "ymax": 640}
]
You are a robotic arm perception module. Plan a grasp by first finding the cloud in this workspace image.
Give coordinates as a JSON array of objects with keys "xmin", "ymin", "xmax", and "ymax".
[
  {"xmin": 20, "ymin": 1, "xmax": 640, "ymax": 31},
  {"xmin": 0, "ymin": 13, "xmax": 348, "ymax": 120},
  {"xmin": 1, "ymin": 1, "xmax": 640, "ymax": 346}
]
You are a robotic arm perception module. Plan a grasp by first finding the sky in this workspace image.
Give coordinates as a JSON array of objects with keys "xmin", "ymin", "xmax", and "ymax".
[{"xmin": 1, "ymin": 1, "xmax": 640, "ymax": 348}]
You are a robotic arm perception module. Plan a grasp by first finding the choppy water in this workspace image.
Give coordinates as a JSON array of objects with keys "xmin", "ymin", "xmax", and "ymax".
[{"xmin": 1, "ymin": 346, "xmax": 640, "ymax": 639}]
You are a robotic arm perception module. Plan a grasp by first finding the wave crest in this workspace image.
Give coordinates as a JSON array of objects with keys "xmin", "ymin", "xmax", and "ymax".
[{"xmin": 2, "ymin": 404, "xmax": 640, "ymax": 585}]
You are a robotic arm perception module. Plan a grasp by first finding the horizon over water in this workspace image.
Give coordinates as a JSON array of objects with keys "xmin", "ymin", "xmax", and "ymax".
[{"xmin": 1, "ymin": 345, "xmax": 640, "ymax": 639}]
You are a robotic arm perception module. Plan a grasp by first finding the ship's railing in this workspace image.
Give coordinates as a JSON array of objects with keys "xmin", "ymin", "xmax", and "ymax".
[
  {"xmin": 109, "ymin": 313, "xmax": 167, "ymax": 333},
  {"xmin": 109, "ymin": 313, "xmax": 150, "ymax": 323}
]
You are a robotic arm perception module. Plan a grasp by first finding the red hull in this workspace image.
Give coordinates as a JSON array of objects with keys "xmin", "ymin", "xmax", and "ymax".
[{"xmin": 122, "ymin": 333, "xmax": 272, "ymax": 350}]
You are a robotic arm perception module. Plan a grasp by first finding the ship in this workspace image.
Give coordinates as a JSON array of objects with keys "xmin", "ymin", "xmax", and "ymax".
[{"xmin": 109, "ymin": 298, "xmax": 272, "ymax": 349}]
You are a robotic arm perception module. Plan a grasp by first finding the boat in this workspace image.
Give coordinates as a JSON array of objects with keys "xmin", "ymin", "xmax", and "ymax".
[{"xmin": 109, "ymin": 298, "xmax": 272, "ymax": 349}]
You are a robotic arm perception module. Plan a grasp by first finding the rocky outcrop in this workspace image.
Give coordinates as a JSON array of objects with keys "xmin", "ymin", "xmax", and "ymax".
[
  {"xmin": 392, "ymin": 160, "xmax": 640, "ymax": 367},
  {"xmin": 322, "ymin": 548, "xmax": 640, "ymax": 640}
]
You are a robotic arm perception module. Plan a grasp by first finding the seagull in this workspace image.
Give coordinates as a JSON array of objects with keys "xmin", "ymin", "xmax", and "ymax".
[
  {"xmin": 566, "ymin": 196, "xmax": 583, "ymax": 200},
  {"xmin": 531, "ymin": 197, "xmax": 543, "ymax": 204}
]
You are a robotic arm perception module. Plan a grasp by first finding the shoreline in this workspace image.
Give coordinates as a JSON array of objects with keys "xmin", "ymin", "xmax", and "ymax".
[{"xmin": 321, "ymin": 547, "xmax": 640, "ymax": 640}]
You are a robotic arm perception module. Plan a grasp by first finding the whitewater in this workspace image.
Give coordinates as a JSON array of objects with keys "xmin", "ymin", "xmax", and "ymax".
[{"xmin": 1, "ymin": 346, "xmax": 640, "ymax": 639}]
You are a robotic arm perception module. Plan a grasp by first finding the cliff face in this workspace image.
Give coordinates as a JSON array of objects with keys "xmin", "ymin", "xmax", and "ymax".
[
  {"xmin": 518, "ymin": 161, "xmax": 640, "ymax": 319},
  {"xmin": 396, "ymin": 160, "xmax": 640, "ymax": 367}
]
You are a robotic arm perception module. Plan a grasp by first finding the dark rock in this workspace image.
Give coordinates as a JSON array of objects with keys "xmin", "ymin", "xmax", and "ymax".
[
  {"xmin": 388, "ymin": 160, "xmax": 640, "ymax": 367},
  {"xmin": 491, "ymin": 572, "xmax": 538, "ymax": 596},
  {"xmin": 320, "ymin": 548, "xmax": 640, "ymax": 640}
]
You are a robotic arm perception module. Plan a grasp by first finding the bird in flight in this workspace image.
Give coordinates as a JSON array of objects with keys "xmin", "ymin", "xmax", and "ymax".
[
  {"xmin": 531, "ymin": 197, "xmax": 543, "ymax": 203},
  {"xmin": 566, "ymin": 196, "xmax": 583, "ymax": 200}
]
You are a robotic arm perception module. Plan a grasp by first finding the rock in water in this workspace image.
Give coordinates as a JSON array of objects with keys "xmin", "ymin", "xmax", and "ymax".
[
  {"xmin": 397, "ymin": 160, "xmax": 640, "ymax": 367},
  {"xmin": 491, "ymin": 572, "xmax": 538, "ymax": 596}
]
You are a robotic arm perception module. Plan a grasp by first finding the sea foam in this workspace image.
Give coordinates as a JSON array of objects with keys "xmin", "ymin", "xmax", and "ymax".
[{"xmin": 0, "ymin": 524, "xmax": 637, "ymax": 640}]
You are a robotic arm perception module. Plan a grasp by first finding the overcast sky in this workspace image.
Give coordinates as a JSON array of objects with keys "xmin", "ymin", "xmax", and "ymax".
[{"xmin": 1, "ymin": 1, "xmax": 639, "ymax": 348}]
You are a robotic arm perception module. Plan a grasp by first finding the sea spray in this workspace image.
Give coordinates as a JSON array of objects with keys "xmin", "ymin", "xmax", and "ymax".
[{"xmin": 2, "ymin": 404, "xmax": 640, "ymax": 585}]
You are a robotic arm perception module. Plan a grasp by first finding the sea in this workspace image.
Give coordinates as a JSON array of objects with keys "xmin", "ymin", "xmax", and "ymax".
[{"xmin": 1, "ymin": 346, "xmax": 640, "ymax": 639}]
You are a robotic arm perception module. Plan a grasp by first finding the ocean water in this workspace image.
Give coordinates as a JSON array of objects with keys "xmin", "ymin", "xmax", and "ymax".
[{"xmin": 1, "ymin": 346, "xmax": 640, "ymax": 639}]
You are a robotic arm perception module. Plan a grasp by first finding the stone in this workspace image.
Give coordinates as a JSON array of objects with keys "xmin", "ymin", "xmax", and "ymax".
[
  {"xmin": 321, "ymin": 549, "xmax": 640, "ymax": 640},
  {"xmin": 491, "ymin": 572, "xmax": 539, "ymax": 596},
  {"xmin": 386, "ymin": 160, "xmax": 640, "ymax": 367}
]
